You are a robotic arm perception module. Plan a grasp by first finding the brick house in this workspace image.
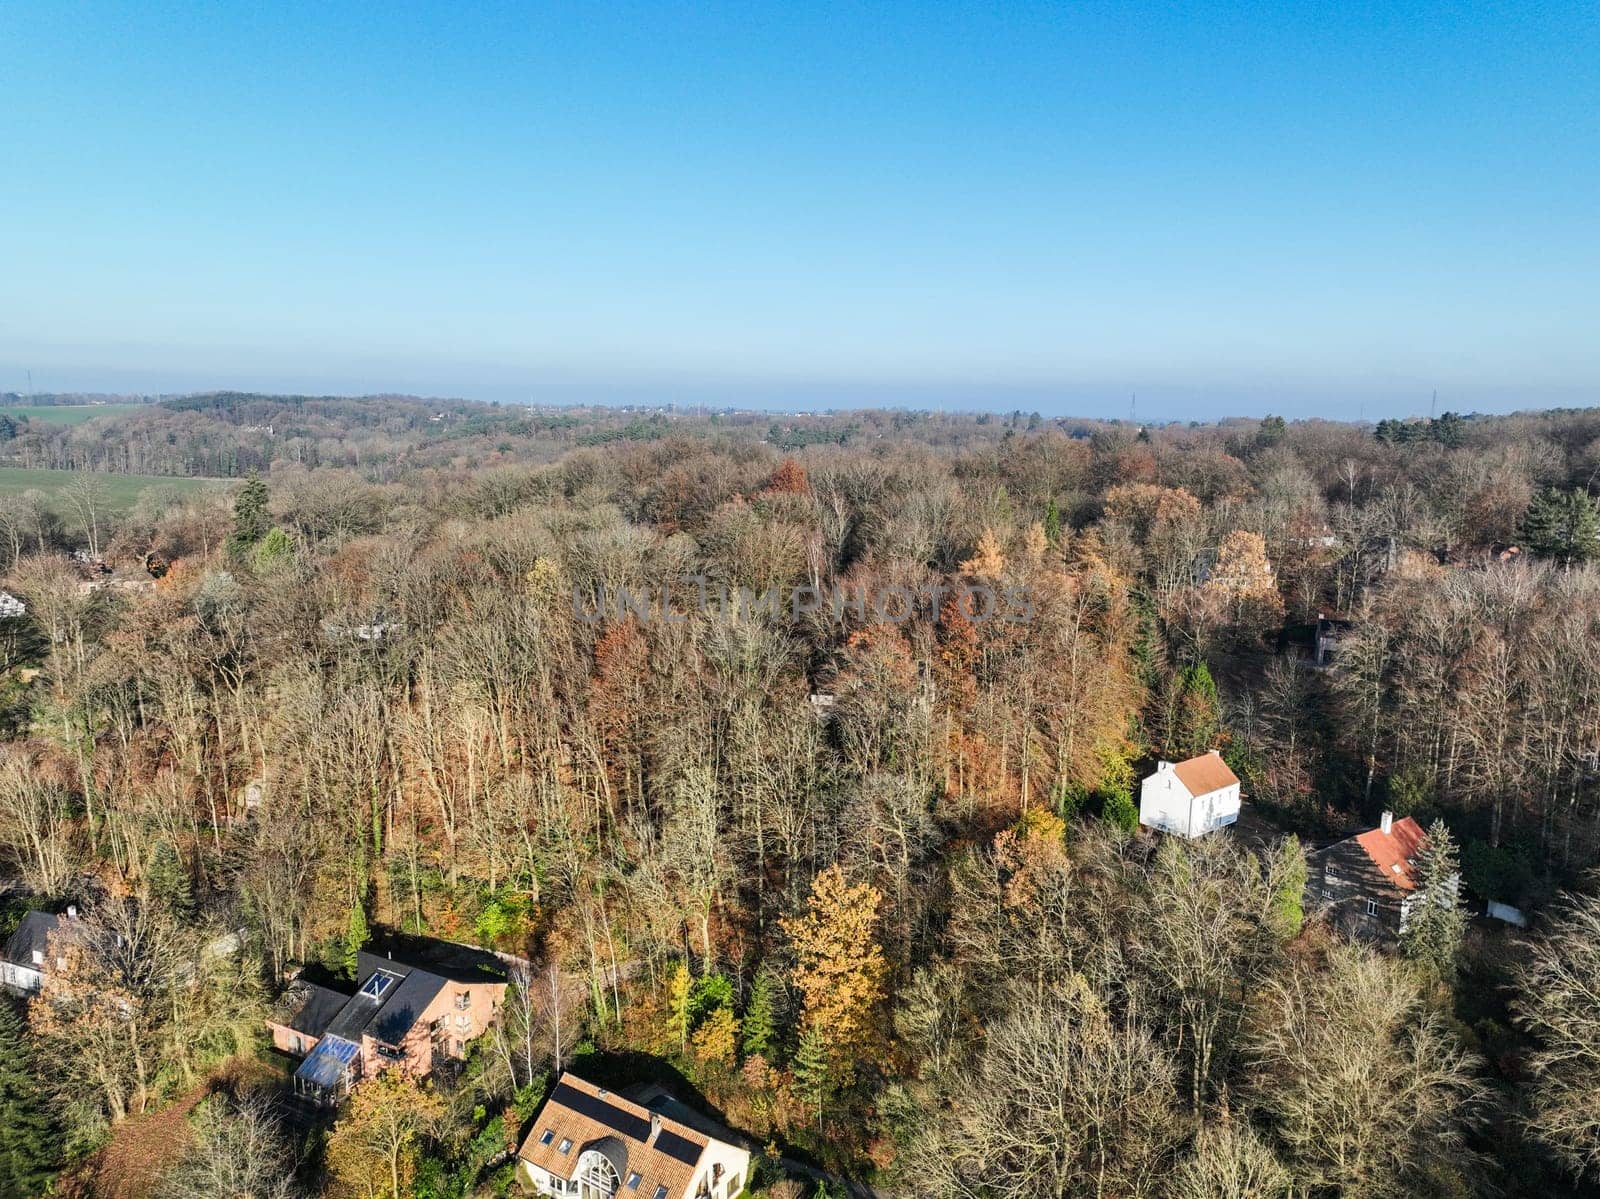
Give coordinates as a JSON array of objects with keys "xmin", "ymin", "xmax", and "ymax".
[
  {"xmin": 267, "ymin": 949, "xmax": 506, "ymax": 1105},
  {"xmin": 518, "ymin": 1072, "xmax": 751, "ymax": 1199},
  {"xmin": 1307, "ymin": 811, "xmax": 1431, "ymax": 940}
]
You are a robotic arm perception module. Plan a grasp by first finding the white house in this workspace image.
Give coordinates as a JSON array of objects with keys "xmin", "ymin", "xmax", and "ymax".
[
  {"xmin": 519, "ymin": 1072, "xmax": 750, "ymax": 1199},
  {"xmin": 1139, "ymin": 750, "xmax": 1241, "ymax": 839}
]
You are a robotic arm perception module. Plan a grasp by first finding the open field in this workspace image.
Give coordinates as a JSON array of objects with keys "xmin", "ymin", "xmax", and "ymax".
[
  {"xmin": 0, "ymin": 403, "xmax": 149, "ymax": 425},
  {"xmin": 0, "ymin": 466, "xmax": 228, "ymax": 512}
]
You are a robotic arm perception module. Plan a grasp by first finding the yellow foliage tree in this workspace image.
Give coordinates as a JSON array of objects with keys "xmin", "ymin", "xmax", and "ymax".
[
  {"xmin": 325, "ymin": 1069, "xmax": 445, "ymax": 1199},
  {"xmin": 960, "ymin": 527, "xmax": 1006, "ymax": 579},
  {"xmin": 781, "ymin": 865, "xmax": 887, "ymax": 1073},
  {"xmin": 691, "ymin": 1004, "xmax": 740, "ymax": 1066}
]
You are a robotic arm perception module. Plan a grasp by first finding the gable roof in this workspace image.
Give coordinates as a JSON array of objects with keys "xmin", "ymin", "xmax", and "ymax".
[
  {"xmin": 281, "ymin": 981, "xmax": 353, "ymax": 1039},
  {"xmin": 322, "ymin": 952, "xmax": 448, "ymax": 1045},
  {"xmin": 1171, "ymin": 752, "xmax": 1239, "ymax": 798},
  {"xmin": 1353, "ymin": 817, "xmax": 1426, "ymax": 891},
  {"xmin": 2, "ymin": 911, "xmax": 63, "ymax": 966},
  {"xmin": 519, "ymin": 1073, "xmax": 714, "ymax": 1198}
]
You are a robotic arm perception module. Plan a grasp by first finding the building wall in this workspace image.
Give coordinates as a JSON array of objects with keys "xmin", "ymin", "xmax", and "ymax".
[
  {"xmin": 1139, "ymin": 771, "xmax": 1192, "ymax": 836},
  {"xmin": 359, "ymin": 980, "xmax": 508, "ymax": 1080},
  {"xmin": 691, "ymin": 1142, "xmax": 753, "ymax": 1198},
  {"xmin": 1140, "ymin": 772, "xmax": 1240, "ymax": 839},
  {"xmin": 265, "ymin": 1020, "xmax": 315, "ymax": 1057},
  {"xmin": 1307, "ymin": 847, "xmax": 1403, "ymax": 940},
  {"xmin": 0, "ymin": 960, "xmax": 43, "ymax": 995}
]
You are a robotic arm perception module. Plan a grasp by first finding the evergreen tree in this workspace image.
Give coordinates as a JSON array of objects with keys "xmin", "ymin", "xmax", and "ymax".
[
  {"xmin": 344, "ymin": 899, "xmax": 370, "ymax": 979},
  {"xmin": 1174, "ymin": 662, "xmax": 1222, "ymax": 758},
  {"xmin": 1100, "ymin": 786, "xmax": 1139, "ymax": 833},
  {"xmin": 0, "ymin": 998, "xmax": 61, "ymax": 1197},
  {"xmin": 146, "ymin": 839, "xmax": 193, "ymax": 917},
  {"xmin": 1043, "ymin": 498, "xmax": 1063, "ymax": 545},
  {"xmin": 1270, "ymin": 835, "xmax": 1308, "ymax": 938},
  {"xmin": 228, "ymin": 473, "xmax": 271, "ymax": 558},
  {"xmin": 792, "ymin": 1022, "xmax": 833, "ymax": 1130},
  {"xmin": 1521, "ymin": 488, "xmax": 1600, "ymax": 567},
  {"xmin": 1402, "ymin": 819, "xmax": 1467, "ymax": 980},
  {"xmin": 741, "ymin": 965, "xmax": 783, "ymax": 1062}
]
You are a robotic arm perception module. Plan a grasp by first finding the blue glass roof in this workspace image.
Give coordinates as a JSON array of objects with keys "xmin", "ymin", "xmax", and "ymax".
[{"xmin": 295, "ymin": 1034, "xmax": 359, "ymax": 1089}]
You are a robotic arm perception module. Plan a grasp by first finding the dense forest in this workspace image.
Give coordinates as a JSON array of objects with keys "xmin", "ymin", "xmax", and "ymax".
[{"xmin": 6, "ymin": 396, "xmax": 1600, "ymax": 1198}]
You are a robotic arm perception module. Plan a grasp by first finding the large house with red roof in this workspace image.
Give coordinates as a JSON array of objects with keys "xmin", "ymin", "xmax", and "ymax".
[
  {"xmin": 518, "ymin": 1072, "xmax": 750, "ymax": 1199},
  {"xmin": 1307, "ymin": 811, "xmax": 1434, "ymax": 940}
]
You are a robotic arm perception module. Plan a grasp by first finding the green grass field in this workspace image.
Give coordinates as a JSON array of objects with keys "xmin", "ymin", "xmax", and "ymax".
[
  {"xmin": 0, "ymin": 403, "xmax": 149, "ymax": 426},
  {"xmin": 0, "ymin": 467, "xmax": 228, "ymax": 513}
]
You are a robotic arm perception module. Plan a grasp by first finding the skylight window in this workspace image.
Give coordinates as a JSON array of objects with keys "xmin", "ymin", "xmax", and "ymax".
[
  {"xmin": 558, "ymin": 1138, "xmax": 572, "ymax": 1154},
  {"xmin": 653, "ymin": 1186, "xmax": 668, "ymax": 1199},
  {"xmin": 626, "ymin": 1172, "xmax": 641, "ymax": 1189},
  {"xmin": 359, "ymin": 970, "xmax": 399, "ymax": 1000},
  {"xmin": 539, "ymin": 1130, "xmax": 553, "ymax": 1146}
]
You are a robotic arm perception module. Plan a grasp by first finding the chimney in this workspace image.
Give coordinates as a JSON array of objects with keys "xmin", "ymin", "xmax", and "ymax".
[
  {"xmin": 649, "ymin": 1113, "xmax": 661, "ymax": 1144},
  {"xmin": 1380, "ymin": 811, "xmax": 1394, "ymax": 835},
  {"xmin": 1209, "ymin": 748, "xmax": 1221, "ymax": 757},
  {"xmin": 1158, "ymin": 760, "xmax": 1173, "ymax": 772}
]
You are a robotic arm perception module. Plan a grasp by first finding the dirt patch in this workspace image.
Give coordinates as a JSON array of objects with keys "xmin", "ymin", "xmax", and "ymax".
[{"xmin": 58, "ymin": 1055, "xmax": 280, "ymax": 1199}]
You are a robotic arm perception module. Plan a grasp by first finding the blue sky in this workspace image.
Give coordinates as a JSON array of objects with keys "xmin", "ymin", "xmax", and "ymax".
[{"xmin": 1, "ymin": 2, "xmax": 1596, "ymax": 419}]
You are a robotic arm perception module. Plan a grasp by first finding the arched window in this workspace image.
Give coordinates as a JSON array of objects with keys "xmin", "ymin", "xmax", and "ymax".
[{"xmin": 575, "ymin": 1150, "xmax": 620, "ymax": 1199}]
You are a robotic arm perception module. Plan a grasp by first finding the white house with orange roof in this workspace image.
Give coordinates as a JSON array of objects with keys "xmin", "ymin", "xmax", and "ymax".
[{"xmin": 1139, "ymin": 750, "xmax": 1242, "ymax": 839}]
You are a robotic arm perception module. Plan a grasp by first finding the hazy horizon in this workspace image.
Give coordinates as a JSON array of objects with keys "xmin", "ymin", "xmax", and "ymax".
[{"xmin": 3, "ymin": 4, "xmax": 1597, "ymax": 421}]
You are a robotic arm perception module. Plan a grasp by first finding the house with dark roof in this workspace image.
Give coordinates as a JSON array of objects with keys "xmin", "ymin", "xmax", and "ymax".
[
  {"xmin": 267, "ymin": 949, "xmax": 506, "ymax": 1105},
  {"xmin": 1139, "ymin": 750, "xmax": 1242, "ymax": 839},
  {"xmin": 1306, "ymin": 811, "xmax": 1442, "ymax": 940},
  {"xmin": 0, "ymin": 908, "xmax": 83, "ymax": 995},
  {"xmin": 518, "ymin": 1072, "xmax": 750, "ymax": 1199}
]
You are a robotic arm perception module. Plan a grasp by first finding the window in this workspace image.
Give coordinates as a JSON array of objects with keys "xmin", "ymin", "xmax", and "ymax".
[
  {"xmin": 626, "ymin": 1173, "xmax": 641, "ymax": 1190},
  {"xmin": 654, "ymin": 1187, "xmax": 669, "ymax": 1199},
  {"xmin": 539, "ymin": 1129, "xmax": 554, "ymax": 1146},
  {"xmin": 359, "ymin": 971, "xmax": 399, "ymax": 1000},
  {"xmin": 455, "ymin": 991, "xmax": 471, "ymax": 1010},
  {"xmin": 726, "ymin": 1175, "xmax": 740, "ymax": 1197},
  {"xmin": 1320, "ymin": 888, "xmax": 1332, "ymax": 900},
  {"xmin": 1365, "ymin": 899, "xmax": 1378, "ymax": 916},
  {"xmin": 30, "ymin": 950, "xmax": 42, "ymax": 965},
  {"xmin": 558, "ymin": 1138, "xmax": 572, "ymax": 1154},
  {"xmin": 291, "ymin": 1035, "xmax": 304, "ymax": 1055}
]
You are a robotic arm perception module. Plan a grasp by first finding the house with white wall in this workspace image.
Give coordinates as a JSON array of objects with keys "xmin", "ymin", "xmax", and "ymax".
[
  {"xmin": 1139, "ymin": 751, "xmax": 1241, "ymax": 838},
  {"xmin": 519, "ymin": 1072, "xmax": 750, "ymax": 1199}
]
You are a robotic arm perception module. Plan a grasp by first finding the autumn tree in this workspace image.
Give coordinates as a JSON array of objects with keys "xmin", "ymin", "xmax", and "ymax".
[
  {"xmin": 325, "ymin": 1069, "xmax": 444, "ymax": 1199},
  {"xmin": 153, "ymin": 1093, "xmax": 298, "ymax": 1199},
  {"xmin": 782, "ymin": 865, "xmax": 887, "ymax": 1075}
]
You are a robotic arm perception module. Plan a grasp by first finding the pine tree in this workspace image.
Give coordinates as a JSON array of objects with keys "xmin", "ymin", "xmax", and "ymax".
[
  {"xmin": 1402, "ymin": 819, "xmax": 1467, "ymax": 980},
  {"xmin": 228, "ymin": 473, "xmax": 271, "ymax": 558},
  {"xmin": 741, "ymin": 965, "xmax": 783, "ymax": 1062},
  {"xmin": 791, "ymin": 1022, "xmax": 832, "ymax": 1130},
  {"xmin": 1174, "ymin": 663, "xmax": 1222, "ymax": 758},
  {"xmin": 0, "ymin": 998, "xmax": 61, "ymax": 1197},
  {"xmin": 1043, "ymin": 498, "xmax": 1063, "ymax": 545},
  {"xmin": 1521, "ymin": 488, "xmax": 1600, "ymax": 567},
  {"xmin": 146, "ymin": 839, "xmax": 193, "ymax": 917},
  {"xmin": 1100, "ymin": 786, "xmax": 1139, "ymax": 833},
  {"xmin": 344, "ymin": 899, "xmax": 370, "ymax": 979}
]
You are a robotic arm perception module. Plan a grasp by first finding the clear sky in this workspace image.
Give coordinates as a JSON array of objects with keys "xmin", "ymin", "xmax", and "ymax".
[{"xmin": 2, "ymin": 2, "xmax": 1596, "ymax": 420}]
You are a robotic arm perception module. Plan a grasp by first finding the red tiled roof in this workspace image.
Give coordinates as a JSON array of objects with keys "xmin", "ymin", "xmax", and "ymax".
[
  {"xmin": 1354, "ymin": 817, "xmax": 1426, "ymax": 891},
  {"xmin": 1171, "ymin": 751, "xmax": 1240, "ymax": 797}
]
